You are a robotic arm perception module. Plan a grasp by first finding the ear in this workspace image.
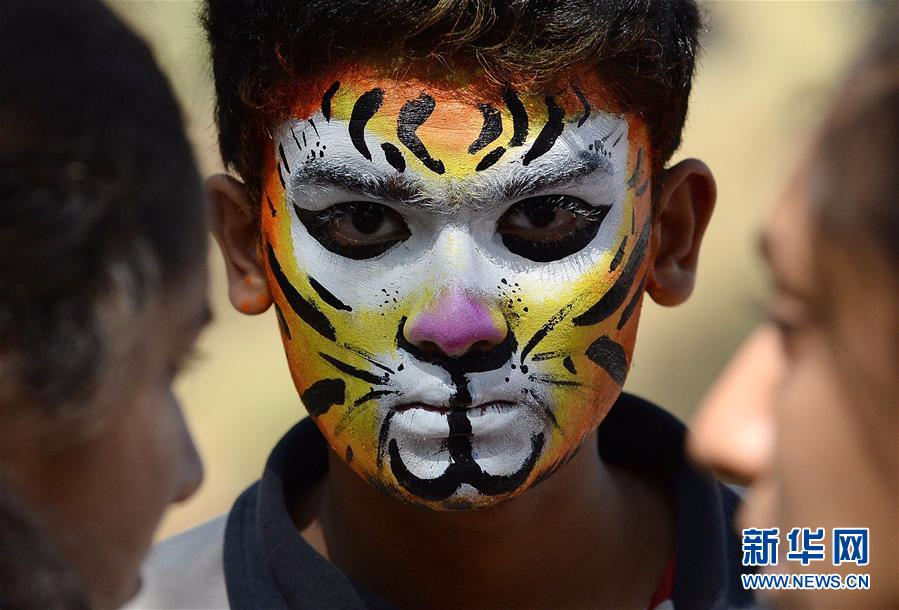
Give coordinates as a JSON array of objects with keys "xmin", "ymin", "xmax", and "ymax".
[
  {"xmin": 645, "ymin": 159, "xmax": 716, "ymax": 307},
  {"xmin": 207, "ymin": 174, "xmax": 272, "ymax": 315}
]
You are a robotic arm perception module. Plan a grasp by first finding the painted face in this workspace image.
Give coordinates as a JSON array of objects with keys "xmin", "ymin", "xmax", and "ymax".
[{"xmin": 261, "ymin": 63, "xmax": 653, "ymax": 509}]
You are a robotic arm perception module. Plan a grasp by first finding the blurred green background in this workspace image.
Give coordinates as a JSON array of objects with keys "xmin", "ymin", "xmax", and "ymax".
[{"xmin": 106, "ymin": 1, "xmax": 875, "ymax": 539}]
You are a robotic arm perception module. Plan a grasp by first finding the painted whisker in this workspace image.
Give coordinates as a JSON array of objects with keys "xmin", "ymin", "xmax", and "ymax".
[
  {"xmin": 529, "ymin": 374, "xmax": 582, "ymax": 388},
  {"xmin": 319, "ymin": 352, "xmax": 389, "ymax": 385},
  {"xmin": 343, "ymin": 342, "xmax": 395, "ymax": 374},
  {"xmin": 334, "ymin": 389, "xmax": 398, "ymax": 436},
  {"xmin": 520, "ymin": 302, "xmax": 573, "ymax": 363},
  {"xmin": 530, "ymin": 350, "xmax": 567, "ymax": 361}
]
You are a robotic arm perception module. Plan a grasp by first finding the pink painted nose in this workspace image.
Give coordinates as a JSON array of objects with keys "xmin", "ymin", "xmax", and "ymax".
[{"xmin": 405, "ymin": 288, "xmax": 506, "ymax": 357}]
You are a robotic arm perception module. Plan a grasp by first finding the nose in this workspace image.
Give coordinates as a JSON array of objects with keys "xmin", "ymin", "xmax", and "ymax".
[
  {"xmin": 404, "ymin": 287, "xmax": 506, "ymax": 357},
  {"xmin": 173, "ymin": 439, "xmax": 204, "ymax": 503},
  {"xmin": 688, "ymin": 324, "xmax": 780, "ymax": 483},
  {"xmin": 171, "ymin": 401, "xmax": 204, "ymax": 504}
]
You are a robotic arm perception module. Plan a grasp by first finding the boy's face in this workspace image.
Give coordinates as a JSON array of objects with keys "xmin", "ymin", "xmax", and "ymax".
[{"xmin": 261, "ymin": 62, "xmax": 653, "ymax": 509}]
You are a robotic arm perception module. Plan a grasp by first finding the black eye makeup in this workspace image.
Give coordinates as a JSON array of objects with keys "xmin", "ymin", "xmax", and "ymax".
[
  {"xmin": 496, "ymin": 194, "xmax": 611, "ymax": 262},
  {"xmin": 295, "ymin": 202, "xmax": 411, "ymax": 259}
]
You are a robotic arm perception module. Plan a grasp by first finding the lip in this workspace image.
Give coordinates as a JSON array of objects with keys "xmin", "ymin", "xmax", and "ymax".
[
  {"xmin": 393, "ymin": 400, "xmax": 517, "ymax": 414},
  {"xmin": 388, "ymin": 401, "xmax": 534, "ymax": 441}
]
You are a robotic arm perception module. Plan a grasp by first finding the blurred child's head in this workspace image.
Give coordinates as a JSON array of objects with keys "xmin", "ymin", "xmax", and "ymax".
[
  {"xmin": 690, "ymin": 11, "xmax": 898, "ymax": 608},
  {"xmin": 205, "ymin": 0, "xmax": 715, "ymax": 510},
  {"xmin": 0, "ymin": 0, "xmax": 209, "ymax": 606}
]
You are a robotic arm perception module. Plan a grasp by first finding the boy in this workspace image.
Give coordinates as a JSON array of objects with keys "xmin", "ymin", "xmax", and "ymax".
[{"xmin": 135, "ymin": 1, "xmax": 749, "ymax": 608}]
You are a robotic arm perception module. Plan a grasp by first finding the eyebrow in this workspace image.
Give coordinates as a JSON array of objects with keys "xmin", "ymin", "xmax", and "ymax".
[
  {"xmin": 286, "ymin": 149, "xmax": 612, "ymax": 210},
  {"xmin": 757, "ymin": 231, "xmax": 815, "ymax": 301},
  {"xmin": 289, "ymin": 161, "xmax": 428, "ymax": 205},
  {"xmin": 497, "ymin": 150, "xmax": 611, "ymax": 202}
]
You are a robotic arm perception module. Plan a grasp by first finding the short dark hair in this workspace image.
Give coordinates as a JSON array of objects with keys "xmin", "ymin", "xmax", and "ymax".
[
  {"xmin": 203, "ymin": 0, "xmax": 703, "ymax": 210},
  {"xmin": 0, "ymin": 481, "xmax": 89, "ymax": 610},
  {"xmin": 0, "ymin": 0, "xmax": 205, "ymax": 412},
  {"xmin": 811, "ymin": 9, "xmax": 899, "ymax": 282}
]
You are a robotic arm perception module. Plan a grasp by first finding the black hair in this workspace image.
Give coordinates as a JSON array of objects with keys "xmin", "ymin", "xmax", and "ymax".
[
  {"xmin": 0, "ymin": 481, "xmax": 89, "ymax": 610},
  {"xmin": 811, "ymin": 10, "xmax": 899, "ymax": 279},
  {"xmin": 202, "ymin": 0, "xmax": 703, "ymax": 210},
  {"xmin": 0, "ymin": 0, "xmax": 206, "ymax": 412}
]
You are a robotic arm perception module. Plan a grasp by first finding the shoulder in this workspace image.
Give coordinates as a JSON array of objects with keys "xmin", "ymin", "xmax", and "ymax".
[
  {"xmin": 123, "ymin": 514, "xmax": 229, "ymax": 610},
  {"xmin": 599, "ymin": 393, "xmax": 755, "ymax": 608}
]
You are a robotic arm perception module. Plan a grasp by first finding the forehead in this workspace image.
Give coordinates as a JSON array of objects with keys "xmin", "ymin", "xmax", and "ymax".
[
  {"xmin": 763, "ymin": 163, "xmax": 816, "ymax": 294},
  {"xmin": 272, "ymin": 61, "xmax": 644, "ymax": 202},
  {"xmin": 287, "ymin": 61, "xmax": 617, "ymax": 122}
]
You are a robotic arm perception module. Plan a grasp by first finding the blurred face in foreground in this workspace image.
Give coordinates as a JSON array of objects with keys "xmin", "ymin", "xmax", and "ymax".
[
  {"xmin": 0, "ymin": 267, "xmax": 209, "ymax": 609},
  {"xmin": 690, "ymin": 160, "xmax": 898, "ymax": 608}
]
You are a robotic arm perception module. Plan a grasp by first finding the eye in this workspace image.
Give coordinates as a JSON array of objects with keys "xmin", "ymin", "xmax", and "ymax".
[
  {"xmin": 295, "ymin": 202, "xmax": 411, "ymax": 259},
  {"xmin": 766, "ymin": 295, "xmax": 814, "ymax": 362},
  {"xmin": 496, "ymin": 195, "xmax": 611, "ymax": 262}
]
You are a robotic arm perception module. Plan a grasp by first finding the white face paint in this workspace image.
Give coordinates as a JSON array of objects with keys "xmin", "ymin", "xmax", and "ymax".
[{"xmin": 261, "ymin": 70, "xmax": 653, "ymax": 509}]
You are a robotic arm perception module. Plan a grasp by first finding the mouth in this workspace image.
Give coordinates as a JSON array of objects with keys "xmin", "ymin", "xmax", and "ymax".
[
  {"xmin": 389, "ymin": 400, "xmax": 533, "ymax": 441},
  {"xmin": 382, "ymin": 399, "xmax": 547, "ymax": 502},
  {"xmin": 393, "ymin": 400, "xmax": 517, "ymax": 414}
]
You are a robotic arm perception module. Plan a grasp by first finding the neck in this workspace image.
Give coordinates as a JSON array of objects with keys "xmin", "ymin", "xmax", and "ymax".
[{"xmin": 297, "ymin": 430, "xmax": 675, "ymax": 609}]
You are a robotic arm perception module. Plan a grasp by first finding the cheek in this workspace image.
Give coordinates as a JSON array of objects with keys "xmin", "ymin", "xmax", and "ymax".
[{"xmin": 773, "ymin": 344, "xmax": 892, "ymax": 530}]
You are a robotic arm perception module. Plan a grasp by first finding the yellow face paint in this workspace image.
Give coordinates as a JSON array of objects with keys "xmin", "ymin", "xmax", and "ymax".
[{"xmin": 261, "ymin": 62, "xmax": 653, "ymax": 510}]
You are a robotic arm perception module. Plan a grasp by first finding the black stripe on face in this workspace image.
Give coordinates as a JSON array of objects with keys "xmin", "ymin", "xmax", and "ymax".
[
  {"xmin": 584, "ymin": 336, "xmax": 628, "ymax": 386},
  {"xmin": 468, "ymin": 104, "xmax": 503, "ymax": 154},
  {"xmin": 502, "ymin": 86, "xmax": 529, "ymax": 146},
  {"xmin": 279, "ymin": 143, "xmax": 291, "ymax": 174},
  {"xmin": 531, "ymin": 374, "xmax": 581, "ymax": 388},
  {"xmin": 349, "ymin": 88, "xmax": 384, "ymax": 161},
  {"xmin": 308, "ymin": 275, "xmax": 352, "ymax": 311},
  {"xmin": 290, "ymin": 126, "xmax": 303, "ymax": 151},
  {"xmin": 274, "ymin": 302, "xmax": 291, "ymax": 340},
  {"xmin": 572, "ymin": 85, "xmax": 590, "ymax": 128},
  {"xmin": 636, "ymin": 178, "xmax": 650, "ymax": 197},
  {"xmin": 334, "ymin": 388, "xmax": 399, "ymax": 436},
  {"xmin": 266, "ymin": 243, "xmax": 336, "ymax": 341},
  {"xmin": 319, "ymin": 352, "xmax": 389, "ymax": 386},
  {"xmin": 397, "ymin": 93, "xmax": 445, "ymax": 175},
  {"xmin": 530, "ymin": 350, "xmax": 566, "ymax": 362},
  {"xmin": 301, "ymin": 378, "xmax": 346, "ymax": 416},
  {"xmin": 354, "ymin": 388, "xmax": 397, "ymax": 407},
  {"xmin": 609, "ymin": 236, "xmax": 627, "ymax": 271},
  {"xmin": 617, "ymin": 275, "xmax": 646, "ymax": 330},
  {"xmin": 343, "ymin": 344, "xmax": 395, "ymax": 374},
  {"xmin": 627, "ymin": 148, "xmax": 643, "ymax": 188},
  {"xmin": 381, "ymin": 142, "xmax": 406, "ymax": 173},
  {"xmin": 522, "ymin": 96, "xmax": 565, "ymax": 166},
  {"xmin": 520, "ymin": 303, "xmax": 573, "ymax": 364},
  {"xmin": 321, "ymin": 81, "xmax": 340, "ymax": 122},
  {"xmin": 475, "ymin": 146, "xmax": 506, "ymax": 171},
  {"xmin": 571, "ymin": 220, "xmax": 651, "ymax": 327}
]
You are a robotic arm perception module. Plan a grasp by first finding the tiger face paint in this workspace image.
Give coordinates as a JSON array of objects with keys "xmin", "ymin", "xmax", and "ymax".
[{"xmin": 262, "ymin": 63, "xmax": 653, "ymax": 510}]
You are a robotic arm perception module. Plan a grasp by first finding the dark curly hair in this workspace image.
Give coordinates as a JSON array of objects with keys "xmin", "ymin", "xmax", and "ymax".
[
  {"xmin": 203, "ymin": 0, "xmax": 704, "ymax": 210},
  {"xmin": 0, "ymin": 0, "xmax": 206, "ymax": 413}
]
